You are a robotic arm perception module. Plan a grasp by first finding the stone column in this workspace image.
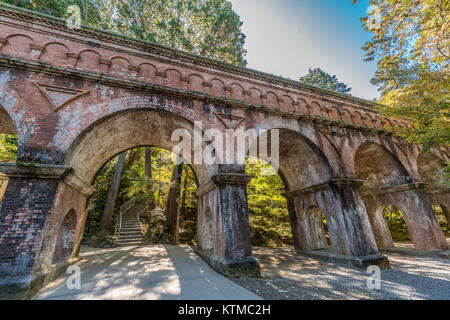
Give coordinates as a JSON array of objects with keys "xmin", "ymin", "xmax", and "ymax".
[
  {"xmin": 285, "ymin": 178, "xmax": 389, "ymax": 268},
  {"xmin": 362, "ymin": 195, "xmax": 395, "ymax": 249},
  {"xmin": 196, "ymin": 173, "xmax": 260, "ymax": 277}
]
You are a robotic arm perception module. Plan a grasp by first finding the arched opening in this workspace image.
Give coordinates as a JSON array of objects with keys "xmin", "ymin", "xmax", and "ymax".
[
  {"xmin": 246, "ymin": 157, "xmax": 291, "ymax": 247},
  {"xmin": 53, "ymin": 209, "xmax": 78, "ymax": 263},
  {"xmin": 354, "ymin": 143, "xmax": 439, "ymax": 250},
  {"xmin": 64, "ymin": 108, "xmax": 209, "ymax": 252},
  {"xmin": 380, "ymin": 205, "xmax": 411, "ymax": 247},
  {"xmin": 417, "ymin": 153, "xmax": 450, "ymax": 239},
  {"xmin": 83, "ymin": 146, "xmax": 199, "ymax": 248},
  {"xmin": 433, "ymin": 204, "xmax": 450, "ymax": 239},
  {"xmin": 245, "ymin": 128, "xmax": 335, "ymax": 258},
  {"xmin": 0, "ymin": 104, "xmax": 18, "ymax": 204}
]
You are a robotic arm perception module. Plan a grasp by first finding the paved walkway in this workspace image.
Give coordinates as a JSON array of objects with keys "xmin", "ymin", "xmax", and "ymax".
[{"xmin": 35, "ymin": 245, "xmax": 261, "ymax": 300}]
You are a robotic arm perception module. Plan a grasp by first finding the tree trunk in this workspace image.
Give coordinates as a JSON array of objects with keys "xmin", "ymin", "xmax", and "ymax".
[
  {"xmin": 145, "ymin": 147, "xmax": 155, "ymax": 210},
  {"xmin": 100, "ymin": 151, "xmax": 128, "ymax": 230},
  {"xmin": 165, "ymin": 157, "xmax": 184, "ymax": 243}
]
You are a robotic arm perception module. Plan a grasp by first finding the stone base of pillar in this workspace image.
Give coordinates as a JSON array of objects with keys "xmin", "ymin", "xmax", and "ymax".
[
  {"xmin": 0, "ymin": 257, "xmax": 81, "ymax": 299},
  {"xmin": 195, "ymin": 249, "xmax": 261, "ymax": 278},
  {"xmin": 381, "ymin": 247, "xmax": 450, "ymax": 260},
  {"xmin": 295, "ymin": 249, "xmax": 390, "ymax": 269}
]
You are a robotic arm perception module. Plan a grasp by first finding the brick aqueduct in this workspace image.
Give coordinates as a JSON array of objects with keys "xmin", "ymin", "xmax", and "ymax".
[{"xmin": 0, "ymin": 4, "xmax": 449, "ymax": 296}]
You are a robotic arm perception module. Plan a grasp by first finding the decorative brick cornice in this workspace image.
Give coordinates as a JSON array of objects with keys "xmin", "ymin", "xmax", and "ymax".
[
  {"xmin": 0, "ymin": 55, "xmax": 398, "ymax": 136},
  {"xmin": 99, "ymin": 59, "xmax": 112, "ymax": 66},
  {"xmin": 282, "ymin": 178, "xmax": 365, "ymax": 198},
  {"xmin": 29, "ymin": 43, "xmax": 44, "ymax": 52},
  {"xmin": 0, "ymin": 2, "xmax": 387, "ymax": 113},
  {"xmin": 128, "ymin": 65, "xmax": 139, "ymax": 72},
  {"xmin": 155, "ymin": 71, "xmax": 166, "ymax": 78},
  {"xmin": 66, "ymin": 52, "xmax": 80, "ymax": 59}
]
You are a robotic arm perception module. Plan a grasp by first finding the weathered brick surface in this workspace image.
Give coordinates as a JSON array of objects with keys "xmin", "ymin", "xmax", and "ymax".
[
  {"xmin": 0, "ymin": 5, "xmax": 448, "ymax": 286},
  {"xmin": 0, "ymin": 178, "xmax": 59, "ymax": 276}
]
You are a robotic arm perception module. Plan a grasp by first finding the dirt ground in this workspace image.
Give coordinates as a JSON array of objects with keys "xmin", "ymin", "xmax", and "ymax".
[{"xmin": 230, "ymin": 246, "xmax": 450, "ymax": 300}]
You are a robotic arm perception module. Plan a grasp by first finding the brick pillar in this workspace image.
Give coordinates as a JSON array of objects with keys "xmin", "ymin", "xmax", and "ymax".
[
  {"xmin": 195, "ymin": 173, "xmax": 260, "ymax": 277},
  {"xmin": 0, "ymin": 162, "xmax": 70, "ymax": 297},
  {"xmin": 285, "ymin": 178, "xmax": 389, "ymax": 268},
  {"xmin": 364, "ymin": 183, "xmax": 448, "ymax": 251},
  {"xmin": 0, "ymin": 162, "xmax": 95, "ymax": 298}
]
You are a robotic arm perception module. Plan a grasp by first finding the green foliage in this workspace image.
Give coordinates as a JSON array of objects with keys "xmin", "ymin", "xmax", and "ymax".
[
  {"xmin": 141, "ymin": 207, "xmax": 173, "ymax": 243},
  {"xmin": 359, "ymin": 0, "xmax": 449, "ymax": 153},
  {"xmin": 299, "ymin": 67, "xmax": 352, "ymax": 95},
  {"xmin": 384, "ymin": 205, "xmax": 411, "ymax": 241},
  {"xmin": 2, "ymin": 0, "xmax": 247, "ymax": 66},
  {"xmin": 246, "ymin": 157, "xmax": 292, "ymax": 247},
  {"xmin": 0, "ymin": 134, "xmax": 18, "ymax": 162}
]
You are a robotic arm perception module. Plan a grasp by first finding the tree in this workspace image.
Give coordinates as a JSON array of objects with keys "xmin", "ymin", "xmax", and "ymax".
[
  {"xmin": 103, "ymin": 0, "xmax": 247, "ymax": 66},
  {"xmin": 358, "ymin": 0, "xmax": 449, "ymax": 153},
  {"xmin": 3, "ymin": 0, "xmax": 248, "ymax": 66},
  {"xmin": 0, "ymin": 134, "xmax": 18, "ymax": 162},
  {"xmin": 299, "ymin": 68, "xmax": 352, "ymax": 95},
  {"xmin": 100, "ymin": 151, "xmax": 128, "ymax": 230},
  {"xmin": 2, "ymin": 0, "xmax": 103, "ymax": 26}
]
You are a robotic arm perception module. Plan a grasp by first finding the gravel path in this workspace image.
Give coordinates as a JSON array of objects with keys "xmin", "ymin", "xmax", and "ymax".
[{"xmin": 231, "ymin": 247, "xmax": 450, "ymax": 300}]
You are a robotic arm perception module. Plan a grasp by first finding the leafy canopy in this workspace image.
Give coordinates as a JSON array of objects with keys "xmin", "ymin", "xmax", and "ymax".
[
  {"xmin": 2, "ymin": 0, "xmax": 247, "ymax": 66},
  {"xmin": 360, "ymin": 0, "xmax": 449, "ymax": 150},
  {"xmin": 299, "ymin": 68, "xmax": 352, "ymax": 95}
]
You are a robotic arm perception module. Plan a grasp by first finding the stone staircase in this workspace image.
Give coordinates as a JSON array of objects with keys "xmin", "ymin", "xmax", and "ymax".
[{"xmin": 117, "ymin": 202, "xmax": 146, "ymax": 247}]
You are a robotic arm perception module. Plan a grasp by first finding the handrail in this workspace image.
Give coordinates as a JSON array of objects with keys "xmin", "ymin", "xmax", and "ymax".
[{"xmin": 114, "ymin": 197, "xmax": 137, "ymax": 243}]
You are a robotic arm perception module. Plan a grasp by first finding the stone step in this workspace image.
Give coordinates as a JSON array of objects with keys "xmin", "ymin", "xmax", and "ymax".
[{"xmin": 119, "ymin": 234, "xmax": 142, "ymax": 240}]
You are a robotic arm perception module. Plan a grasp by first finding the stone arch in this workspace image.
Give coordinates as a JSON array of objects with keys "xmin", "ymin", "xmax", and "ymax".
[
  {"xmin": 109, "ymin": 56, "xmax": 132, "ymax": 78},
  {"xmin": 249, "ymin": 87, "xmax": 263, "ymax": 105},
  {"xmin": 309, "ymin": 101, "xmax": 322, "ymax": 117},
  {"xmin": 417, "ymin": 152, "xmax": 447, "ymax": 189},
  {"xmin": 76, "ymin": 49, "xmax": 102, "ymax": 72},
  {"xmin": 295, "ymin": 98, "xmax": 309, "ymax": 115},
  {"xmin": 0, "ymin": 104, "xmax": 17, "ymax": 135},
  {"xmin": 137, "ymin": 63, "xmax": 157, "ymax": 82},
  {"xmin": 341, "ymin": 108, "xmax": 353, "ymax": 123},
  {"xmin": 165, "ymin": 68, "xmax": 183, "ymax": 87},
  {"xmin": 417, "ymin": 152, "xmax": 450, "ymax": 223},
  {"xmin": 211, "ymin": 79, "xmax": 225, "ymax": 97},
  {"xmin": 231, "ymin": 83, "xmax": 244, "ymax": 101},
  {"xmin": 356, "ymin": 143, "xmax": 448, "ymax": 251},
  {"xmin": 41, "ymin": 42, "xmax": 71, "ymax": 67},
  {"xmin": 2, "ymin": 34, "xmax": 34, "ymax": 60},
  {"xmin": 188, "ymin": 74, "xmax": 204, "ymax": 92},
  {"xmin": 65, "ymin": 107, "xmax": 215, "ymax": 186},
  {"xmin": 355, "ymin": 142, "xmax": 412, "ymax": 190},
  {"xmin": 52, "ymin": 209, "xmax": 78, "ymax": 263}
]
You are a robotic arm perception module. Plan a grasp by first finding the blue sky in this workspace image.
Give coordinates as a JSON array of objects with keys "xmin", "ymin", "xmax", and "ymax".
[{"xmin": 230, "ymin": 0, "xmax": 379, "ymax": 100}]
